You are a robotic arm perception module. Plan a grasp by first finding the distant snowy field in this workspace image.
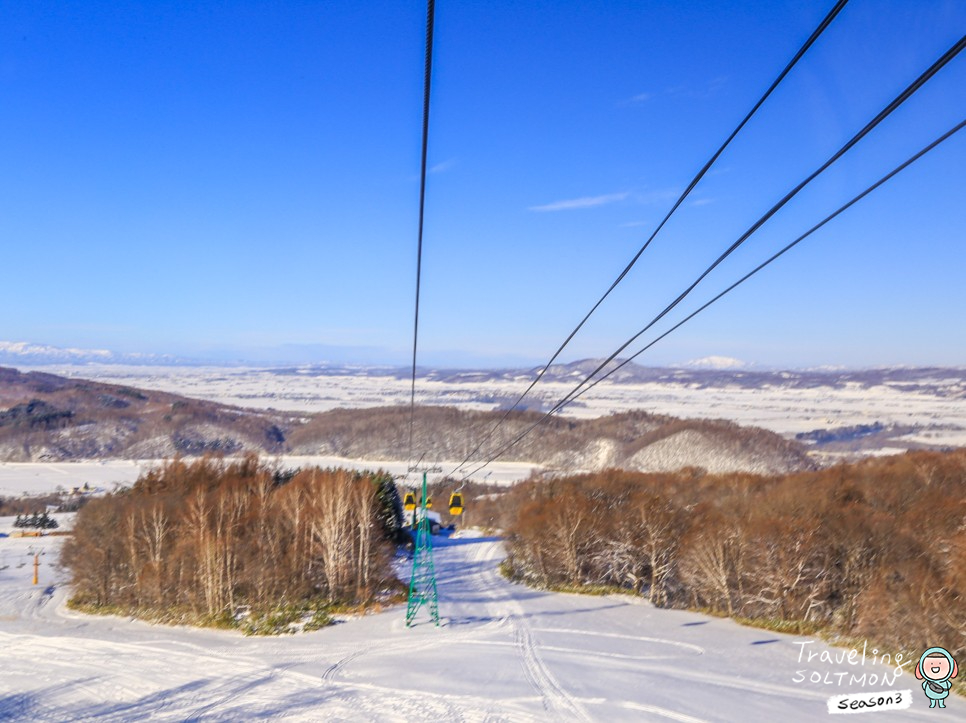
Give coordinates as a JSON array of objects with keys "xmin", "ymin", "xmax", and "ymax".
[
  {"xmin": 27, "ymin": 363, "xmax": 966, "ymax": 444},
  {"xmin": 0, "ymin": 527, "xmax": 939, "ymax": 722},
  {"xmin": 0, "ymin": 457, "xmax": 538, "ymax": 498},
  {"xmin": 0, "ymin": 460, "xmax": 155, "ymax": 498}
]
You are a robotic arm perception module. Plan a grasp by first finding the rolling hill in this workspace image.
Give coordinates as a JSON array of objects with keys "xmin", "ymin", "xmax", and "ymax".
[{"xmin": 0, "ymin": 366, "xmax": 811, "ymax": 474}]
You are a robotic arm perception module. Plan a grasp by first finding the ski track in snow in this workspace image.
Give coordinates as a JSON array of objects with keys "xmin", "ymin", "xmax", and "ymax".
[
  {"xmin": 515, "ymin": 623, "xmax": 590, "ymax": 722},
  {"xmin": 0, "ymin": 530, "xmax": 949, "ymax": 722}
]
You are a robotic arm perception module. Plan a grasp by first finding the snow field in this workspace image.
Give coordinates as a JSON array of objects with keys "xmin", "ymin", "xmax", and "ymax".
[
  {"xmin": 0, "ymin": 457, "xmax": 538, "ymax": 500},
  {"xmin": 0, "ymin": 460, "xmax": 156, "ymax": 498},
  {"xmin": 28, "ymin": 364, "xmax": 966, "ymax": 449},
  {"xmin": 0, "ymin": 526, "xmax": 946, "ymax": 721}
]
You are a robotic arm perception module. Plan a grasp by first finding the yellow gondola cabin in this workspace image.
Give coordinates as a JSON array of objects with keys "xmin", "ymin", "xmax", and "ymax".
[
  {"xmin": 448, "ymin": 492, "xmax": 464, "ymax": 516},
  {"xmin": 403, "ymin": 491, "xmax": 416, "ymax": 512}
]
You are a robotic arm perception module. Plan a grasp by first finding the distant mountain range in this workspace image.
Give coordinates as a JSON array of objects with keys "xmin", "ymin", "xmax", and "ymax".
[
  {"xmin": 0, "ymin": 339, "xmax": 542, "ymax": 368},
  {"xmin": 266, "ymin": 359, "xmax": 966, "ymax": 397},
  {"xmin": 5, "ymin": 341, "xmax": 963, "ymax": 391},
  {"xmin": 0, "ymin": 341, "xmax": 183, "ymax": 366}
]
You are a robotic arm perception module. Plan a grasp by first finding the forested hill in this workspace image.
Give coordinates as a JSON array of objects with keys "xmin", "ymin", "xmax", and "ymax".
[
  {"xmin": 286, "ymin": 406, "xmax": 812, "ymax": 475},
  {"xmin": 0, "ymin": 366, "xmax": 290, "ymax": 461},
  {"xmin": 0, "ymin": 366, "xmax": 811, "ymax": 474}
]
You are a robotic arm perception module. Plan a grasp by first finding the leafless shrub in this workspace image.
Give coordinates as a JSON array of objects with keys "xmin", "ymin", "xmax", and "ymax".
[{"xmin": 62, "ymin": 456, "xmax": 400, "ymax": 625}]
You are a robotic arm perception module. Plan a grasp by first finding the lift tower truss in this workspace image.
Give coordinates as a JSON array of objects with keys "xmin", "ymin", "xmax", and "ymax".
[{"xmin": 406, "ymin": 471, "xmax": 440, "ymax": 627}]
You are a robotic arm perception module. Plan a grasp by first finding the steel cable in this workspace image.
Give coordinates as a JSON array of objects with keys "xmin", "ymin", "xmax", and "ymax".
[{"xmin": 408, "ymin": 0, "xmax": 437, "ymax": 467}]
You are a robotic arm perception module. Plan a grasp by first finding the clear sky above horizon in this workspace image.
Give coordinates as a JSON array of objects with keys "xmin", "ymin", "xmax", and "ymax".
[{"xmin": 2, "ymin": 1, "xmax": 964, "ymax": 369}]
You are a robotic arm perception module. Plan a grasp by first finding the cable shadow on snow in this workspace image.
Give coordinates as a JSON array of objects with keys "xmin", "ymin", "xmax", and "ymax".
[
  {"xmin": 443, "ymin": 614, "xmax": 503, "ymax": 627},
  {"xmin": 431, "ymin": 535, "xmax": 503, "ymax": 548},
  {"xmin": 10, "ymin": 672, "xmax": 371, "ymax": 722},
  {"xmin": 0, "ymin": 675, "xmax": 109, "ymax": 722},
  {"xmin": 0, "ymin": 678, "xmax": 209, "ymax": 722},
  {"xmin": 445, "ymin": 602, "xmax": 630, "ymax": 628},
  {"xmin": 0, "ymin": 693, "xmax": 40, "ymax": 722}
]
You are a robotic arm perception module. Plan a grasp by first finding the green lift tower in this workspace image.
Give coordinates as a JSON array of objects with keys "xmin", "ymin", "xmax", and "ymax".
[{"xmin": 405, "ymin": 471, "xmax": 440, "ymax": 627}]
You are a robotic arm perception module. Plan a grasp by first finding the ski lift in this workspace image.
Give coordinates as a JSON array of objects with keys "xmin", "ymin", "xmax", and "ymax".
[
  {"xmin": 423, "ymin": 496, "xmax": 433, "ymax": 509},
  {"xmin": 403, "ymin": 491, "xmax": 416, "ymax": 512},
  {"xmin": 448, "ymin": 492, "xmax": 464, "ymax": 516}
]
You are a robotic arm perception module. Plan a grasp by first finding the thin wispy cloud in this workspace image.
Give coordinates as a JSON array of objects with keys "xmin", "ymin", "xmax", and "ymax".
[
  {"xmin": 690, "ymin": 198, "xmax": 714, "ymax": 207},
  {"xmin": 666, "ymin": 75, "xmax": 728, "ymax": 100},
  {"xmin": 617, "ymin": 91, "xmax": 652, "ymax": 107},
  {"xmin": 429, "ymin": 158, "xmax": 457, "ymax": 174},
  {"xmin": 633, "ymin": 188, "xmax": 680, "ymax": 205},
  {"xmin": 529, "ymin": 192, "xmax": 629, "ymax": 212},
  {"xmin": 620, "ymin": 77, "xmax": 727, "ymax": 108}
]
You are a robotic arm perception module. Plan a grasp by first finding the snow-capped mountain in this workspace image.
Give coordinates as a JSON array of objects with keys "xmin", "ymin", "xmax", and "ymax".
[{"xmin": 683, "ymin": 355, "xmax": 747, "ymax": 369}]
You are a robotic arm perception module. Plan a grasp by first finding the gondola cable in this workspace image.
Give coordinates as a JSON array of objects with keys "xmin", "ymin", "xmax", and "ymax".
[
  {"xmin": 568, "ymin": 119, "xmax": 966, "ymax": 407},
  {"xmin": 408, "ymin": 0, "xmax": 437, "ymax": 469},
  {"xmin": 449, "ymin": 0, "xmax": 849, "ymax": 477},
  {"xmin": 405, "ymin": 0, "xmax": 442, "ymax": 630}
]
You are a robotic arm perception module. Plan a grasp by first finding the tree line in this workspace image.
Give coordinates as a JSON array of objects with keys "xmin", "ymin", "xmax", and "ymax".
[
  {"xmin": 501, "ymin": 449, "xmax": 965, "ymax": 665},
  {"xmin": 61, "ymin": 455, "xmax": 405, "ymax": 631},
  {"xmin": 0, "ymin": 493, "xmax": 69, "ymax": 517}
]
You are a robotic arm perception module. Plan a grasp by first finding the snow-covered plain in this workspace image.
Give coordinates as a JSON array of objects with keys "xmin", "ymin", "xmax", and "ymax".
[
  {"xmin": 0, "ymin": 460, "xmax": 157, "ymax": 498},
  {"xmin": 30, "ymin": 364, "xmax": 966, "ymax": 448},
  {"xmin": 0, "ymin": 524, "xmax": 945, "ymax": 722},
  {"xmin": 0, "ymin": 457, "xmax": 539, "ymax": 499}
]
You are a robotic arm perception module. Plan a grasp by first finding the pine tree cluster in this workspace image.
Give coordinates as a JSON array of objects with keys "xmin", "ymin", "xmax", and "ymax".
[{"xmin": 13, "ymin": 511, "xmax": 59, "ymax": 530}]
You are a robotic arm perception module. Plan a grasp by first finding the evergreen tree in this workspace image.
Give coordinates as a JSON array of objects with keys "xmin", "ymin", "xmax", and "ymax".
[{"xmin": 374, "ymin": 474, "xmax": 405, "ymax": 543}]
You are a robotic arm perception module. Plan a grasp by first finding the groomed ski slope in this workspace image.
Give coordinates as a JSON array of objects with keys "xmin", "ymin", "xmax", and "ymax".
[{"xmin": 0, "ymin": 530, "xmax": 949, "ymax": 722}]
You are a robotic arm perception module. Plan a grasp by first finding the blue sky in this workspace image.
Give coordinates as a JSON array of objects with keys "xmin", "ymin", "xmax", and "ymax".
[{"xmin": 2, "ymin": 1, "xmax": 964, "ymax": 368}]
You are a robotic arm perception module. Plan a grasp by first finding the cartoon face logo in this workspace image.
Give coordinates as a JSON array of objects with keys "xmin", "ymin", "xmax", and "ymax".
[{"xmin": 916, "ymin": 647, "xmax": 958, "ymax": 709}]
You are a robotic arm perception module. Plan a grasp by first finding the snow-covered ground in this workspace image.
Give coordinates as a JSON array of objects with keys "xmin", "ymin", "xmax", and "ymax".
[
  {"xmin": 0, "ymin": 457, "xmax": 539, "ymax": 499},
  {"xmin": 271, "ymin": 456, "xmax": 539, "ymax": 487},
  {"xmin": 27, "ymin": 364, "xmax": 966, "ymax": 447},
  {"xmin": 0, "ymin": 524, "xmax": 945, "ymax": 721},
  {"xmin": 0, "ymin": 460, "xmax": 158, "ymax": 498}
]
